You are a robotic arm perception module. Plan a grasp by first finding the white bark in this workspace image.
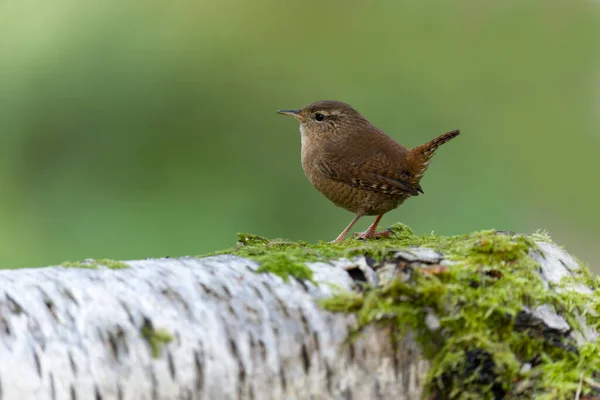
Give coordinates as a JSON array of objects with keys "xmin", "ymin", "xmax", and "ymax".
[{"xmin": 0, "ymin": 241, "xmax": 593, "ymax": 400}]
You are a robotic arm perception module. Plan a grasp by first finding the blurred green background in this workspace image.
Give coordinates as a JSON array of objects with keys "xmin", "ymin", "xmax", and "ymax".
[{"xmin": 0, "ymin": 0, "xmax": 598, "ymax": 270}]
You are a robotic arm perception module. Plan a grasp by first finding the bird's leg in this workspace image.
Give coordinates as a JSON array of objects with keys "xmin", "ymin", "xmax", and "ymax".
[
  {"xmin": 355, "ymin": 214, "xmax": 391, "ymax": 240},
  {"xmin": 332, "ymin": 214, "xmax": 362, "ymax": 243}
]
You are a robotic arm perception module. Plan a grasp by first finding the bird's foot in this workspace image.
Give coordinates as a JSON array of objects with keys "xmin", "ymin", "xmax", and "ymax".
[{"xmin": 354, "ymin": 229, "xmax": 392, "ymax": 240}]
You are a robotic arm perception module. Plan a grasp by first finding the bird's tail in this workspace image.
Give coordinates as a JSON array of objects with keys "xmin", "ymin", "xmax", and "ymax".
[{"xmin": 409, "ymin": 129, "xmax": 460, "ymax": 180}]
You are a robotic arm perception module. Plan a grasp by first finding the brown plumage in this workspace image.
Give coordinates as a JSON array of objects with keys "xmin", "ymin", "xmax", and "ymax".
[{"xmin": 278, "ymin": 100, "xmax": 460, "ymax": 242}]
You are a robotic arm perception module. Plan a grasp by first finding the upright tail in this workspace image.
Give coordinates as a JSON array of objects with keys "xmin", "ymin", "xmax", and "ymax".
[{"xmin": 409, "ymin": 129, "xmax": 460, "ymax": 181}]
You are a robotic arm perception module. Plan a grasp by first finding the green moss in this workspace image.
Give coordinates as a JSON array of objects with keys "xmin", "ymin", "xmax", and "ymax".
[
  {"xmin": 61, "ymin": 258, "xmax": 129, "ymax": 270},
  {"xmin": 207, "ymin": 225, "xmax": 600, "ymax": 398},
  {"xmin": 61, "ymin": 260, "xmax": 98, "ymax": 269},
  {"xmin": 530, "ymin": 229, "xmax": 555, "ymax": 245},
  {"xmin": 318, "ymin": 229, "xmax": 600, "ymax": 399},
  {"xmin": 210, "ymin": 226, "xmax": 598, "ymax": 397},
  {"xmin": 140, "ymin": 321, "xmax": 173, "ymax": 358},
  {"xmin": 95, "ymin": 258, "xmax": 129, "ymax": 269},
  {"xmin": 204, "ymin": 224, "xmax": 462, "ymax": 283},
  {"xmin": 554, "ymin": 256, "xmax": 600, "ymax": 334}
]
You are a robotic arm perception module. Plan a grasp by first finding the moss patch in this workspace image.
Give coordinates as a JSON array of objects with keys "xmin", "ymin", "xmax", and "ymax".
[
  {"xmin": 318, "ymin": 229, "xmax": 600, "ymax": 399},
  {"xmin": 140, "ymin": 320, "xmax": 173, "ymax": 358},
  {"xmin": 204, "ymin": 224, "xmax": 457, "ymax": 283},
  {"xmin": 61, "ymin": 258, "xmax": 129, "ymax": 270},
  {"xmin": 209, "ymin": 224, "xmax": 600, "ymax": 399}
]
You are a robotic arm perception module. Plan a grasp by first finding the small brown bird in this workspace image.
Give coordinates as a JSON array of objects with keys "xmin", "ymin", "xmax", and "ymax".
[{"xmin": 278, "ymin": 100, "xmax": 460, "ymax": 243}]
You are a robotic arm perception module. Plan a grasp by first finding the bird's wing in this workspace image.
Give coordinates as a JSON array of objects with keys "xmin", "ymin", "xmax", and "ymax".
[
  {"xmin": 320, "ymin": 133, "xmax": 422, "ymax": 197},
  {"xmin": 318, "ymin": 158, "xmax": 421, "ymax": 196}
]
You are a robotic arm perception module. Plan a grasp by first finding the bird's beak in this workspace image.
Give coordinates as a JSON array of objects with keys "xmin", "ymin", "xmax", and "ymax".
[{"xmin": 277, "ymin": 109, "xmax": 304, "ymax": 121}]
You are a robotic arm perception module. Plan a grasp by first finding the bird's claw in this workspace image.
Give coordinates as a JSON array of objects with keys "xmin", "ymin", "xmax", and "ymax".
[{"xmin": 355, "ymin": 229, "xmax": 392, "ymax": 241}]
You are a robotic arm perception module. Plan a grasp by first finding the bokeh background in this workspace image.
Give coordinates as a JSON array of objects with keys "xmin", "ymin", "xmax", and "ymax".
[{"xmin": 0, "ymin": 0, "xmax": 598, "ymax": 270}]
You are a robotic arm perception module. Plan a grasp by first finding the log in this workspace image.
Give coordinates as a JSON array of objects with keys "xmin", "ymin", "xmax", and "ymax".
[{"xmin": 0, "ymin": 227, "xmax": 597, "ymax": 399}]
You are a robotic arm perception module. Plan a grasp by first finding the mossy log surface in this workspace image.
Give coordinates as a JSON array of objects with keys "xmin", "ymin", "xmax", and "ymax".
[{"xmin": 0, "ymin": 225, "xmax": 598, "ymax": 399}]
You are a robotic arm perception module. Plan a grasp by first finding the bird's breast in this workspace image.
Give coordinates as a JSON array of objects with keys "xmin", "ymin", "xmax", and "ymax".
[{"xmin": 300, "ymin": 147, "xmax": 319, "ymax": 185}]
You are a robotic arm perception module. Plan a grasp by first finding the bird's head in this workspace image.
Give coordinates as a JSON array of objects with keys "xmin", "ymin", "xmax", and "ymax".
[{"xmin": 277, "ymin": 100, "xmax": 369, "ymax": 140}]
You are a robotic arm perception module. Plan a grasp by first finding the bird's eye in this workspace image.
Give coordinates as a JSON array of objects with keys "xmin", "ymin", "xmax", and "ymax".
[{"xmin": 315, "ymin": 113, "xmax": 325, "ymax": 121}]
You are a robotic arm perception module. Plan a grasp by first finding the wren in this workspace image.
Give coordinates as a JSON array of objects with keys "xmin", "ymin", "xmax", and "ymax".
[{"xmin": 278, "ymin": 100, "xmax": 460, "ymax": 243}]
